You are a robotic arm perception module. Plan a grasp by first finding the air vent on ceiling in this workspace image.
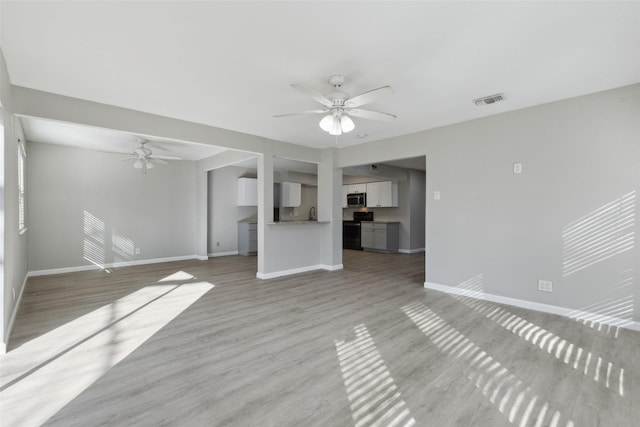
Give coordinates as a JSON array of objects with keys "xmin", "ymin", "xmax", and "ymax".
[{"xmin": 473, "ymin": 93, "xmax": 505, "ymax": 106}]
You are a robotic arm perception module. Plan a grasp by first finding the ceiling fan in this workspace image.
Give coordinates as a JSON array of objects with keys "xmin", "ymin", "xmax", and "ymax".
[
  {"xmin": 114, "ymin": 139, "xmax": 182, "ymax": 174},
  {"xmin": 275, "ymin": 74, "xmax": 397, "ymax": 136}
]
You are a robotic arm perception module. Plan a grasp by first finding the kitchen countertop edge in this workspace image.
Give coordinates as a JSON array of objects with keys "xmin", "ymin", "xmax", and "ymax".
[{"xmin": 267, "ymin": 220, "xmax": 330, "ymax": 225}]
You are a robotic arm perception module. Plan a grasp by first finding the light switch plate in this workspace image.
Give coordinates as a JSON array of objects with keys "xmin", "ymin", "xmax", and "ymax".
[
  {"xmin": 513, "ymin": 163, "xmax": 523, "ymax": 174},
  {"xmin": 434, "ymin": 191, "xmax": 441, "ymax": 200}
]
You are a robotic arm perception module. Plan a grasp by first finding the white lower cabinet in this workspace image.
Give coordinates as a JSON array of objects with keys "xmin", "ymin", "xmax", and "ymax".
[{"xmin": 361, "ymin": 222, "xmax": 399, "ymax": 253}]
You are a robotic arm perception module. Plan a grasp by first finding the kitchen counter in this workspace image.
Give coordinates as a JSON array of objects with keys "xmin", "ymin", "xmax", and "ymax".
[
  {"xmin": 267, "ymin": 220, "xmax": 330, "ymax": 225},
  {"xmin": 370, "ymin": 221, "xmax": 400, "ymax": 224}
]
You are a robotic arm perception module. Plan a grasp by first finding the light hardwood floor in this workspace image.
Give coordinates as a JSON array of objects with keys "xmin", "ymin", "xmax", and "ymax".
[{"xmin": 1, "ymin": 251, "xmax": 639, "ymax": 426}]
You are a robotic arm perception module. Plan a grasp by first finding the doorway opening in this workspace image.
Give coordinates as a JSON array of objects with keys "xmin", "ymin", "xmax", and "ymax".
[{"xmin": 341, "ymin": 156, "xmax": 426, "ymax": 285}]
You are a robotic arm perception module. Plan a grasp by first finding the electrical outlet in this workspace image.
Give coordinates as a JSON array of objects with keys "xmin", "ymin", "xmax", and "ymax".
[
  {"xmin": 135, "ymin": 248, "xmax": 141, "ymax": 255},
  {"xmin": 513, "ymin": 163, "xmax": 523, "ymax": 174},
  {"xmin": 434, "ymin": 191, "xmax": 440, "ymax": 200},
  {"xmin": 538, "ymin": 280, "xmax": 553, "ymax": 293}
]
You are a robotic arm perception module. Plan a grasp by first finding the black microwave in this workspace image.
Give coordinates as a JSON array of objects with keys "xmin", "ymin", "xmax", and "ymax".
[{"xmin": 347, "ymin": 192, "xmax": 366, "ymax": 208}]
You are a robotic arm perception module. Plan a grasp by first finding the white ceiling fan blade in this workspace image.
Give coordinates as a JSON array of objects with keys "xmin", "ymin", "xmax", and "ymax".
[
  {"xmin": 121, "ymin": 155, "xmax": 137, "ymax": 161},
  {"xmin": 149, "ymin": 154, "xmax": 182, "ymax": 161},
  {"xmin": 99, "ymin": 150, "xmax": 131, "ymax": 155},
  {"xmin": 149, "ymin": 158, "xmax": 169, "ymax": 165},
  {"xmin": 345, "ymin": 86, "xmax": 393, "ymax": 108},
  {"xmin": 291, "ymin": 84, "xmax": 333, "ymax": 108},
  {"xmin": 273, "ymin": 109, "xmax": 328, "ymax": 118},
  {"xmin": 348, "ymin": 108, "xmax": 397, "ymax": 122},
  {"xmin": 134, "ymin": 147, "xmax": 149, "ymax": 156}
]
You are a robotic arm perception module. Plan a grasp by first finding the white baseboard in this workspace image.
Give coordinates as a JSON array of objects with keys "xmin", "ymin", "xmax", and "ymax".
[
  {"xmin": 399, "ymin": 248, "xmax": 425, "ymax": 254},
  {"xmin": 2, "ymin": 274, "xmax": 29, "ymax": 354},
  {"xmin": 28, "ymin": 255, "xmax": 203, "ymax": 277},
  {"xmin": 257, "ymin": 263, "xmax": 343, "ymax": 280},
  {"xmin": 208, "ymin": 251, "xmax": 239, "ymax": 258},
  {"xmin": 424, "ymin": 281, "xmax": 640, "ymax": 332},
  {"xmin": 321, "ymin": 263, "xmax": 344, "ymax": 272}
]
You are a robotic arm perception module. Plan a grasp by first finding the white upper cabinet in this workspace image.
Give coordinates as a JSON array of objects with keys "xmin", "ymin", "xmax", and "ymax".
[
  {"xmin": 280, "ymin": 181, "xmax": 301, "ymax": 207},
  {"xmin": 366, "ymin": 181, "xmax": 398, "ymax": 207},
  {"xmin": 347, "ymin": 183, "xmax": 367, "ymax": 194},
  {"xmin": 237, "ymin": 177, "xmax": 257, "ymax": 206},
  {"xmin": 342, "ymin": 185, "xmax": 349, "ymax": 208}
]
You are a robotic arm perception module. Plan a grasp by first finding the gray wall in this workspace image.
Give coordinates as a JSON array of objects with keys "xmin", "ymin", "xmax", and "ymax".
[
  {"xmin": 1, "ymin": 47, "xmax": 29, "ymax": 352},
  {"xmin": 27, "ymin": 142, "xmax": 197, "ymax": 271},
  {"xmin": 337, "ymin": 84, "xmax": 640, "ymax": 324},
  {"xmin": 409, "ymin": 170, "xmax": 426, "ymax": 251},
  {"xmin": 207, "ymin": 166, "xmax": 257, "ymax": 255}
]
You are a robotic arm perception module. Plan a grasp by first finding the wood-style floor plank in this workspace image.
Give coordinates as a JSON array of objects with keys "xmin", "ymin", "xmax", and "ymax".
[{"xmin": 1, "ymin": 251, "xmax": 639, "ymax": 426}]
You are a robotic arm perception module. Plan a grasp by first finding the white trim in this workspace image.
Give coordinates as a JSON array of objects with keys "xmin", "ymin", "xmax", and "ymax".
[
  {"xmin": 424, "ymin": 281, "xmax": 640, "ymax": 332},
  {"xmin": 398, "ymin": 248, "xmax": 425, "ymax": 254},
  {"xmin": 28, "ymin": 255, "xmax": 203, "ymax": 277},
  {"xmin": 208, "ymin": 251, "xmax": 239, "ymax": 257},
  {"xmin": 257, "ymin": 264, "xmax": 343, "ymax": 280},
  {"xmin": 194, "ymin": 255, "xmax": 209, "ymax": 261},
  {"xmin": 321, "ymin": 263, "xmax": 344, "ymax": 272},
  {"xmin": 2, "ymin": 274, "xmax": 29, "ymax": 354}
]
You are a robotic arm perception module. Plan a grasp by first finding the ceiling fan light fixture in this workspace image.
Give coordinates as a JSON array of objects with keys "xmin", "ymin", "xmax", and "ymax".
[
  {"xmin": 319, "ymin": 114, "xmax": 334, "ymax": 132},
  {"xmin": 329, "ymin": 116, "xmax": 342, "ymax": 136},
  {"xmin": 340, "ymin": 114, "xmax": 355, "ymax": 133},
  {"xmin": 133, "ymin": 159, "xmax": 144, "ymax": 169},
  {"xmin": 146, "ymin": 160, "xmax": 154, "ymax": 169},
  {"xmin": 279, "ymin": 74, "xmax": 395, "ymax": 139}
]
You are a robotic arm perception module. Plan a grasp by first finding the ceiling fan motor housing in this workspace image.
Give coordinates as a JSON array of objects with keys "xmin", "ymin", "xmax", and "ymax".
[{"xmin": 329, "ymin": 74, "xmax": 345, "ymax": 87}]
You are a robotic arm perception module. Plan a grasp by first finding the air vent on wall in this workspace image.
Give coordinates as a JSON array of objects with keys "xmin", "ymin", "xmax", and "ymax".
[{"xmin": 473, "ymin": 93, "xmax": 505, "ymax": 106}]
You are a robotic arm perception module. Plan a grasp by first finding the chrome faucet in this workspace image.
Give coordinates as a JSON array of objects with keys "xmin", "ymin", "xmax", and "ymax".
[{"xmin": 309, "ymin": 206, "xmax": 316, "ymax": 221}]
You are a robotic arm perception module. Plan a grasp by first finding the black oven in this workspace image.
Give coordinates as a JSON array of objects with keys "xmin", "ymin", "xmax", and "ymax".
[
  {"xmin": 343, "ymin": 211, "xmax": 374, "ymax": 250},
  {"xmin": 347, "ymin": 192, "xmax": 366, "ymax": 208}
]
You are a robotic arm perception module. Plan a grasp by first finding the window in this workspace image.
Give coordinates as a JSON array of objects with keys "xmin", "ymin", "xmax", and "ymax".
[{"xmin": 18, "ymin": 139, "xmax": 26, "ymax": 233}]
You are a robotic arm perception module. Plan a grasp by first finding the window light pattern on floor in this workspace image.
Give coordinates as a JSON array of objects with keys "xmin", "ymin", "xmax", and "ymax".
[
  {"xmin": 0, "ymin": 275, "xmax": 212, "ymax": 426},
  {"xmin": 452, "ymin": 294, "xmax": 626, "ymax": 396},
  {"xmin": 402, "ymin": 302, "xmax": 575, "ymax": 427},
  {"xmin": 445, "ymin": 276, "xmax": 626, "ymax": 396},
  {"xmin": 335, "ymin": 324, "xmax": 416, "ymax": 427},
  {"xmin": 566, "ymin": 268, "xmax": 635, "ymax": 333}
]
